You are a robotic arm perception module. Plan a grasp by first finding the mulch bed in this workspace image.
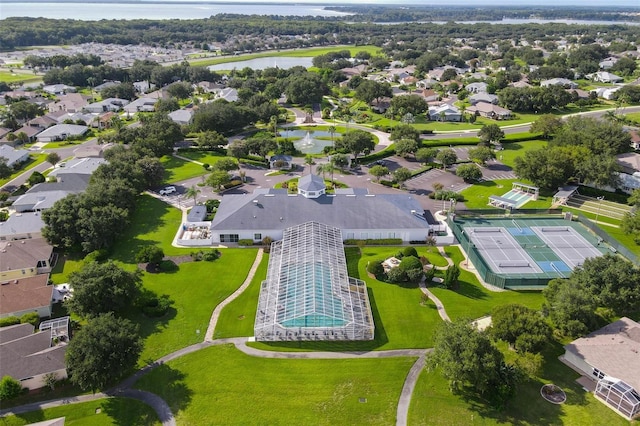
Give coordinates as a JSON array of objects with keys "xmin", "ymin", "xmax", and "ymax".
[{"xmin": 540, "ymin": 384, "xmax": 567, "ymax": 404}]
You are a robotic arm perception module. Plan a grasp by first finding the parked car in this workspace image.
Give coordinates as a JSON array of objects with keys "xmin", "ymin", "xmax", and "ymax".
[{"xmin": 159, "ymin": 186, "xmax": 177, "ymax": 195}]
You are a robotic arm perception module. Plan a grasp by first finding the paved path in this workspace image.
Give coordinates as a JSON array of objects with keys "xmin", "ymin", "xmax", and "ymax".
[
  {"xmin": 0, "ymin": 393, "xmax": 108, "ymax": 417},
  {"xmin": 205, "ymin": 248, "xmax": 264, "ymax": 341},
  {"xmin": 234, "ymin": 340, "xmax": 427, "ymax": 359},
  {"xmin": 111, "ymin": 389, "xmax": 176, "ymax": 426},
  {"xmin": 396, "ymin": 354, "xmax": 427, "ymax": 426}
]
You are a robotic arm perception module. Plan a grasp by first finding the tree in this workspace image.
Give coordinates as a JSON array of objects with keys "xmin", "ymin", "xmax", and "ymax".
[
  {"xmin": 135, "ymin": 246, "xmax": 164, "ymax": 267},
  {"xmin": 394, "ymin": 138, "xmax": 420, "ymax": 158},
  {"xmin": 46, "ymin": 152, "xmax": 61, "ymax": 166},
  {"xmin": 227, "ymin": 140, "xmax": 249, "ymax": 159},
  {"xmin": 390, "ymin": 124, "xmax": 420, "ymax": 143},
  {"xmin": 67, "ymin": 261, "xmax": 141, "ymax": 318},
  {"xmin": 513, "ymin": 146, "xmax": 581, "ymax": 190},
  {"xmin": 436, "ymin": 148, "xmax": 457, "ymax": 169},
  {"xmin": 456, "ymin": 164, "xmax": 483, "ymax": 182},
  {"xmin": 369, "ymin": 165, "xmax": 389, "ymax": 182},
  {"xmin": 207, "ymin": 170, "xmax": 231, "ymax": 191},
  {"xmin": 0, "ymin": 157, "xmax": 11, "ymax": 179},
  {"xmin": 0, "ymin": 376, "xmax": 22, "ymax": 401},
  {"xmin": 530, "ymin": 115, "xmax": 563, "ymax": 139},
  {"xmin": 185, "ymin": 185, "xmax": 201, "ymax": 205},
  {"xmin": 212, "ymin": 157, "xmax": 238, "ymax": 172},
  {"xmin": 304, "ymin": 155, "xmax": 315, "ymax": 173},
  {"xmin": 331, "ymin": 153, "xmax": 349, "ymax": 171},
  {"xmin": 166, "ymin": 81, "xmax": 193, "ymax": 100},
  {"xmin": 468, "ymin": 146, "xmax": 495, "ymax": 165},
  {"xmin": 284, "ymin": 72, "xmax": 328, "ymax": 104},
  {"xmin": 196, "ymin": 131, "xmax": 227, "ymax": 149},
  {"xmin": 490, "ymin": 304, "xmax": 551, "ymax": 353},
  {"xmin": 415, "ymin": 147, "xmax": 437, "ymax": 165},
  {"xmin": 391, "ymin": 95, "xmax": 429, "ymax": 116},
  {"xmin": 136, "ymin": 156, "xmax": 165, "ymax": 189},
  {"xmin": 66, "ymin": 313, "xmax": 143, "ymax": 392},
  {"xmin": 27, "ymin": 171, "xmax": 45, "ymax": 186},
  {"xmin": 354, "ymin": 80, "xmax": 392, "ymax": 105},
  {"xmin": 427, "ymin": 320, "xmax": 519, "ymax": 407},
  {"xmin": 393, "ymin": 167, "xmax": 412, "ymax": 188},
  {"xmin": 478, "ymin": 124, "xmax": 504, "ymax": 145},
  {"xmin": 442, "ymin": 264, "xmax": 460, "ymax": 289},
  {"xmin": 542, "ymin": 279, "xmax": 598, "ymax": 338},
  {"xmin": 337, "ymin": 130, "xmax": 375, "ymax": 161}
]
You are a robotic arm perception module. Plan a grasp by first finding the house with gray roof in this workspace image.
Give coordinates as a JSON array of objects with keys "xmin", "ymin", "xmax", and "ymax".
[
  {"xmin": 465, "ymin": 82, "xmax": 488, "ymax": 94},
  {"xmin": 48, "ymin": 93, "xmax": 88, "ymax": 113},
  {"xmin": 209, "ymin": 181, "xmax": 443, "ymax": 245},
  {"xmin": 48, "ymin": 157, "xmax": 106, "ymax": 178},
  {"xmin": 0, "ymin": 238, "xmax": 54, "ymax": 280},
  {"xmin": 168, "ymin": 109, "xmax": 194, "ymax": 125},
  {"xmin": 0, "ymin": 211, "xmax": 45, "ymax": 240},
  {"xmin": 123, "ymin": 97, "xmax": 157, "ymax": 113},
  {"xmin": 428, "ymin": 104, "xmax": 462, "ymax": 122},
  {"xmin": 469, "ymin": 92, "xmax": 499, "ymax": 106},
  {"xmin": 84, "ymin": 98, "xmax": 129, "ymax": 113},
  {"xmin": 36, "ymin": 124, "xmax": 88, "ymax": 143},
  {"xmin": 541, "ymin": 78, "xmax": 578, "ymax": 89},
  {"xmin": 0, "ymin": 145, "xmax": 29, "ymax": 167},
  {"xmin": 42, "ymin": 84, "xmax": 76, "ymax": 95},
  {"xmin": 0, "ymin": 322, "xmax": 68, "ymax": 390},
  {"xmin": 563, "ymin": 317, "xmax": 640, "ymax": 420},
  {"xmin": 0, "ymin": 274, "xmax": 53, "ymax": 319},
  {"xmin": 591, "ymin": 71, "xmax": 624, "ymax": 84}
]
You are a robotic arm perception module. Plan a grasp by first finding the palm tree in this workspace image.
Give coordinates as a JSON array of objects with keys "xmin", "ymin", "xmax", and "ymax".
[
  {"xmin": 185, "ymin": 185, "xmax": 201, "ymax": 205},
  {"xmin": 328, "ymin": 125, "xmax": 336, "ymax": 150},
  {"xmin": 304, "ymin": 155, "xmax": 315, "ymax": 174},
  {"xmin": 269, "ymin": 115, "xmax": 278, "ymax": 139}
]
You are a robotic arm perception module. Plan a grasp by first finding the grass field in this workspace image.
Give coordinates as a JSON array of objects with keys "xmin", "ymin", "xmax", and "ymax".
[
  {"xmin": 0, "ymin": 71, "xmax": 42, "ymax": 84},
  {"xmin": 161, "ymin": 155, "xmax": 209, "ymax": 183},
  {"xmin": 0, "ymin": 397, "xmax": 160, "ymax": 425},
  {"xmin": 409, "ymin": 341, "xmax": 635, "ymax": 426},
  {"xmin": 429, "ymin": 246, "xmax": 545, "ymax": 321},
  {"xmin": 175, "ymin": 151, "xmax": 229, "ymax": 166},
  {"xmin": 135, "ymin": 343, "xmax": 414, "ymax": 425},
  {"xmin": 499, "ymin": 139, "xmax": 547, "ymax": 169},
  {"xmin": 188, "ymin": 45, "xmax": 382, "ymax": 67},
  {"xmin": 460, "ymin": 179, "xmax": 553, "ymax": 210},
  {"xmin": 0, "ymin": 154, "xmax": 48, "ymax": 187}
]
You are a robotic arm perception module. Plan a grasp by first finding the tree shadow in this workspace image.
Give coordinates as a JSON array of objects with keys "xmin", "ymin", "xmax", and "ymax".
[
  {"xmin": 133, "ymin": 364, "xmax": 193, "ymax": 414},
  {"xmin": 101, "ymin": 396, "xmax": 160, "ymax": 425},
  {"xmin": 450, "ymin": 278, "xmax": 489, "ymax": 301}
]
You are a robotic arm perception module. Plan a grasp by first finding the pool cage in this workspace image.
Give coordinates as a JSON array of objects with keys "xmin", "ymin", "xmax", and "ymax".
[
  {"xmin": 595, "ymin": 377, "xmax": 640, "ymax": 420},
  {"xmin": 254, "ymin": 221, "xmax": 375, "ymax": 342}
]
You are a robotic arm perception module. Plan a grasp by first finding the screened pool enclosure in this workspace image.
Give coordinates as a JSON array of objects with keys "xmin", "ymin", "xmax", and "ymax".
[{"xmin": 254, "ymin": 222, "xmax": 375, "ymax": 341}]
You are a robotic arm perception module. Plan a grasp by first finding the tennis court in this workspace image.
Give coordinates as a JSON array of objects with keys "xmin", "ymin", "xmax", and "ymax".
[{"xmin": 450, "ymin": 215, "xmax": 610, "ymax": 288}]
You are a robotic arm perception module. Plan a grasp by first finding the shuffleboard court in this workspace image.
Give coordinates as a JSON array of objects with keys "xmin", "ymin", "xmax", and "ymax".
[
  {"xmin": 466, "ymin": 227, "xmax": 542, "ymax": 274},
  {"xmin": 531, "ymin": 226, "xmax": 603, "ymax": 268}
]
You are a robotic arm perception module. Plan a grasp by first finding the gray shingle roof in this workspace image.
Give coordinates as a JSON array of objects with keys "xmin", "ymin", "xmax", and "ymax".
[
  {"xmin": 210, "ymin": 190, "xmax": 429, "ymax": 232},
  {"xmin": 36, "ymin": 124, "xmax": 88, "ymax": 139},
  {"xmin": 0, "ymin": 212, "xmax": 45, "ymax": 237},
  {"xmin": 298, "ymin": 174, "xmax": 325, "ymax": 192}
]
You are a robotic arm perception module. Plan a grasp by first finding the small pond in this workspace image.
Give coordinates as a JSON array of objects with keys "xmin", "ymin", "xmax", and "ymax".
[
  {"xmin": 284, "ymin": 129, "xmax": 338, "ymax": 154},
  {"xmin": 208, "ymin": 57, "xmax": 313, "ymax": 71}
]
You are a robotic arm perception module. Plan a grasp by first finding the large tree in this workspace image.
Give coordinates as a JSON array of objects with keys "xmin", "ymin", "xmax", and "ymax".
[
  {"xmin": 467, "ymin": 146, "xmax": 494, "ymax": 165},
  {"xmin": 529, "ymin": 114, "xmax": 563, "ymax": 140},
  {"xmin": 66, "ymin": 313, "xmax": 143, "ymax": 392},
  {"xmin": 478, "ymin": 124, "xmax": 504, "ymax": 145},
  {"xmin": 394, "ymin": 138, "xmax": 420, "ymax": 158},
  {"xmin": 542, "ymin": 279, "xmax": 598, "ymax": 338},
  {"xmin": 490, "ymin": 304, "xmax": 551, "ymax": 353},
  {"xmin": 67, "ymin": 261, "xmax": 141, "ymax": 318},
  {"xmin": 428, "ymin": 320, "xmax": 519, "ymax": 407},
  {"xmin": 436, "ymin": 148, "xmax": 457, "ymax": 169},
  {"xmin": 337, "ymin": 130, "xmax": 376, "ymax": 161},
  {"xmin": 456, "ymin": 163, "xmax": 482, "ymax": 182},
  {"xmin": 354, "ymin": 80, "xmax": 392, "ymax": 105},
  {"xmin": 284, "ymin": 72, "xmax": 328, "ymax": 105}
]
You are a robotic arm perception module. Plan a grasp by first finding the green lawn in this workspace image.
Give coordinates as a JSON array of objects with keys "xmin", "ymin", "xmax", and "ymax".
[
  {"xmin": 429, "ymin": 246, "xmax": 544, "ymax": 321},
  {"xmin": 248, "ymin": 247, "xmax": 444, "ymax": 352},
  {"xmin": 460, "ymin": 179, "xmax": 553, "ymax": 210},
  {"xmin": 135, "ymin": 343, "xmax": 413, "ymax": 425},
  {"xmin": 409, "ymin": 342, "xmax": 636, "ymax": 425},
  {"xmin": 214, "ymin": 253, "xmax": 269, "ymax": 339},
  {"xmin": 161, "ymin": 155, "xmax": 209, "ymax": 183},
  {"xmin": 499, "ymin": 139, "xmax": 547, "ymax": 169},
  {"xmin": 175, "ymin": 151, "xmax": 229, "ymax": 166},
  {"xmin": 0, "ymin": 154, "xmax": 48, "ymax": 187},
  {"xmin": 0, "ymin": 397, "xmax": 160, "ymax": 425},
  {"xmin": 0, "ymin": 71, "xmax": 42, "ymax": 84}
]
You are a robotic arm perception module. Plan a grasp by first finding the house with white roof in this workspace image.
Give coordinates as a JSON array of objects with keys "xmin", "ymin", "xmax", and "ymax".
[
  {"xmin": 35, "ymin": 124, "xmax": 88, "ymax": 143},
  {"xmin": 591, "ymin": 71, "xmax": 624, "ymax": 84},
  {"xmin": 84, "ymin": 98, "xmax": 130, "ymax": 113},
  {"xmin": 0, "ymin": 145, "xmax": 29, "ymax": 167},
  {"xmin": 465, "ymin": 82, "xmax": 488, "ymax": 94},
  {"xmin": 541, "ymin": 78, "xmax": 578, "ymax": 89},
  {"xmin": 428, "ymin": 104, "xmax": 462, "ymax": 122},
  {"xmin": 42, "ymin": 84, "xmax": 76, "ymax": 95},
  {"xmin": 469, "ymin": 92, "xmax": 498, "ymax": 106},
  {"xmin": 168, "ymin": 109, "xmax": 194, "ymax": 125},
  {"xmin": 123, "ymin": 97, "xmax": 157, "ymax": 113}
]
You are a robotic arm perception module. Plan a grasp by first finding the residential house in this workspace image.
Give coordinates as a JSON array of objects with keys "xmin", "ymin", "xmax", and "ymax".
[
  {"xmin": 123, "ymin": 97, "xmax": 157, "ymax": 113},
  {"xmin": 0, "ymin": 212, "xmax": 45, "ymax": 240},
  {"xmin": 629, "ymin": 129, "xmax": 640, "ymax": 151},
  {"xmin": 133, "ymin": 80, "xmax": 154, "ymax": 94},
  {"xmin": 567, "ymin": 88, "xmax": 592, "ymax": 100},
  {"xmin": 411, "ymin": 89, "xmax": 439, "ymax": 103},
  {"xmin": 93, "ymin": 81, "xmax": 120, "ymax": 92},
  {"xmin": 541, "ymin": 78, "xmax": 578, "ymax": 89},
  {"xmin": 428, "ymin": 104, "xmax": 462, "ymax": 122},
  {"xmin": 0, "ymin": 238, "xmax": 55, "ymax": 280},
  {"xmin": 599, "ymin": 57, "xmax": 619, "ymax": 70},
  {"xmin": 35, "ymin": 124, "xmax": 88, "ymax": 143},
  {"xmin": 216, "ymin": 88, "xmax": 238, "ymax": 103},
  {"xmin": 370, "ymin": 97, "xmax": 391, "ymax": 114},
  {"xmin": 562, "ymin": 317, "xmax": 640, "ymax": 420},
  {"xmin": 469, "ymin": 92, "xmax": 499, "ymax": 106},
  {"xmin": 467, "ymin": 102, "xmax": 513, "ymax": 120},
  {"xmin": 400, "ymin": 76, "xmax": 418, "ymax": 86},
  {"xmin": 0, "ymin": 321, "xmax": 69, "ymax": 390},
  {"xmin": 416, "ymin": 78, "xmax": 437, "ymax": 89},
  {"xmin": 73, "ymin": 143, "xmax": 109, "ymax": 158},
  {"xmin": 48, "ymin": 157, "xmax": 106, "ymax": 179},
  {"xmin": 614, "ymin": 153, "xmax": 640, "ymax": 194},
  {"xmin": 42, "ymin": 84, "xmax": 76, "ymax": 95},
  {"xmin": 591, "ymin": 71, "xmax": 624, "ymax": 84},
  {"xmin": 0, "ymin": 274, "xmax": 53, "ymax": 319},
  {"xmin": 168, "ymin": 109, "xmax": 194, "ymax": 125},
  {"xmin": 0, "ymin": 145, "xmax": 29, "ymax": 167},
  {"xmin": 48, "ymin": 93, "xmax": 89, "ymax": 113},
  {"xmin": 84, "ymin": 97, "xmax": 129, "ymax": 113},
  {"xmin": 465, "ymin": 82, "xmax": 488, "ymax": 94},
  {"xmin": 511, "ymin": 80, "xmax": 532, "ymax": 88},
  {"xmin": 196, "ymin": 81, "xmax": 224, "ymax": 94},
  {"xmin": 28, "ymin": 115, "xmax": 57, "ymax": 129},
  {"xmin": 187, "ymin": 205, "xmax": 208, "ymax": 222},
  {"xmin": 592, "ymin": 87, "xmax": 621, "ymax": 100},
  {"xmin": 91, "ymin": 111, "xmax": 117, "ymax": 129},
  {"xmin": 6, "ymin": 125, "xmax": 42, "ymax": 143}
]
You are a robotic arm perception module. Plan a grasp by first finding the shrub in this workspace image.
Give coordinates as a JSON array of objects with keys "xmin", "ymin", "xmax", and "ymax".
[
  {"xmin": 262, "ymin": 236, "xmax": 273, "ymax": 253},
  {"xmin": 386, "ymin": 267, "xmax": 407, "ymax": 283},
  {"xmin": 424, "ymin": 267, "xmax": 436, "ymax": 282},
  {"xmin": 367, "ymin": 259, "xmax": 384, "ymax": 276},
  {"xmin": 222, "ymin": 179, "xmax": 242, "ymax": 190},
  {"xmin": 202, "ymin": 249, "xmax": 220, "ymax": 261},
  {"xmin": 406, "ymin": 268, "xmax": 424, "ymax": 283},
  {"xmin": 442, "ymin": 264, "xmax": 460, "ymax": 289},
  {"xmin": 205, "ymin": 199, "xmax": 220, "ymax": 213},
  {"xmin": 142, "ymin": 294, "xmax": 173, "ymax": 317},
  {"xmin": 20, "ymin": 312, "xmax": 40, "ymax": 327},
  {"xmin": 0, "ymin": 376, "xmax": 23, "ymax": 401},
  {"xmin": 0, "ymin": 317, "xmax": 20, "ymax": 328},
  {"xmin": 399, "ymin": 255, "xmax": 422, "ymax": 271},
  {"xmin": 84, "ymin": 249, "xmax": 109, "ymax": 264},
  {"xmin": 402, "ymin": 246, "xmax": 418, "ymax": 258},
  {"xmin": 238, "ymin": 239, "xmax": 254, "ymax": 246},
  {"xmin": 135, "ymin": 246, "xmax": 164, "ymax": 265},
  {"xmin": 343, "ymin": 238, "xmax": 402, "ymax": 245}
]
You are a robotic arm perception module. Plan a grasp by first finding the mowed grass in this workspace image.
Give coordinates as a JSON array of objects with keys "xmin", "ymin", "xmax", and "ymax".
[
  {"xmin": 176, "ymin": 151, "xmax": 229, "ymax": 166},
  {"xmin": 214, "ymin": 253, "xmax": 269, "ymax": 339},
  {"xmin": 247, "ymin": 246, "xmax": 443, "ymax": 352},
  {"xmin": 0, "ymin": 154, "xmax": 48, "ymax": 187},
  {"xmin": 499, "ymin": 139, "xmax": 548, "ymax": 169},
  {"xmin": 135, "ymin": 344, "xmax": 414, "ymax": 426},
  {"xmin": 409, "ymin": 342, "xmax": 636, "ymax": 426},
  {"xmin": 0, "ymin": 397, "xmax": 160, "ymax": 425},
  {"xmin": 460, "ymin": 179, "xmax": 553, "ymax": 210},
  {"xmin": 429, "ymin": 246, "xmax": 544, "ymax": 321},
  {"xmin": 161, "ymin": 155, "xmax": 208, "ymax": 183},
  {"xmin": 0, "ymin": 71, "xmax": 42, "ymax": 84}
]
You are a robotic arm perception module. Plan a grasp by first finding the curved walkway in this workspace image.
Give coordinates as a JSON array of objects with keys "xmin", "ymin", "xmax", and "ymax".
[
  {"xmin": 396, "ymin": 354, "xmax": 427, "ymax": 426},
  {"xmin": 205, "ymin": 248, "xmax": 264, "ymax": 341}
]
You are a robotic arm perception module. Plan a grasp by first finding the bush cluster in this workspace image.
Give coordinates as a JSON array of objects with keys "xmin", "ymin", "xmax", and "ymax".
[
  {"xmin": 190, "ymin": 249, "xmax": 221, "ymax": 261},
  {"xmin": 343, "ymin": 238, "xmax": 403, "ymax": 246}
]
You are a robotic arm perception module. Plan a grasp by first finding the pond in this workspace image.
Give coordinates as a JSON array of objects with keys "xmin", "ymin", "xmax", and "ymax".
[
  {"xmin": 208, "ymin": 57, "xmax": 314, "ymax": 71},
  {"xmin": 284, "ymin": 129, "xmax": 338, "ymax": 154}
]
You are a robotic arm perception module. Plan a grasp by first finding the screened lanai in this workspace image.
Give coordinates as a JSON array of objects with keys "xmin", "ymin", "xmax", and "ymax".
[
  {"xmin": 596, "ymin": 377, "xmax": 640, "ymax": 420},
  {"xmin": 254, "ymin": 221, "xmax": 375, "ymax": 342}
]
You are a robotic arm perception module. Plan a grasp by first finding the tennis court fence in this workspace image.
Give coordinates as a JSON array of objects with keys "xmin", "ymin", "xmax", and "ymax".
[{"xmin": 576, "ymin": 216, "xmax": 639, "ymax": 265}]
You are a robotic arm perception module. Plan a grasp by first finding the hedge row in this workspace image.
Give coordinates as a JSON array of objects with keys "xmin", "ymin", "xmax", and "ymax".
[
  {"xmin": 344, "ymin": 238, "xmax": 403, "ymax": 246},
  {"xmin": 239, "ymin": 158, "xmax": 268, "ymax": 167}
]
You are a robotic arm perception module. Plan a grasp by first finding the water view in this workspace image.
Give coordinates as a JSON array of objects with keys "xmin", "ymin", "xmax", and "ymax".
[
  {"xmin": 208, "ymin": 57, "xmax": 313, "ymax": 71},
  {"xmin": 287, "ymin": 130, "xmax": 336, "ymax": 154}
]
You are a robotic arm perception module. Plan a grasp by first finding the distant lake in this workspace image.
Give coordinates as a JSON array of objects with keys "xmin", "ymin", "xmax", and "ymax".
[
  {"xmin": 372, "ymin": 18, "xmax": 640, "ymax": 27},
  {"xmin": 208, "ymin": 57, "xmax": 313, "ymax": 71},
  {"xmin": 2, "ymin": 2, "xmax": 351, "ymax": 20}
]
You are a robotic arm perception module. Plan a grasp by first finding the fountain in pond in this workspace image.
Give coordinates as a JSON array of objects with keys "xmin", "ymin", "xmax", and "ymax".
[{"xmin": 290, "ymin": 129, "xmax": 336, "ymax": 154}]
